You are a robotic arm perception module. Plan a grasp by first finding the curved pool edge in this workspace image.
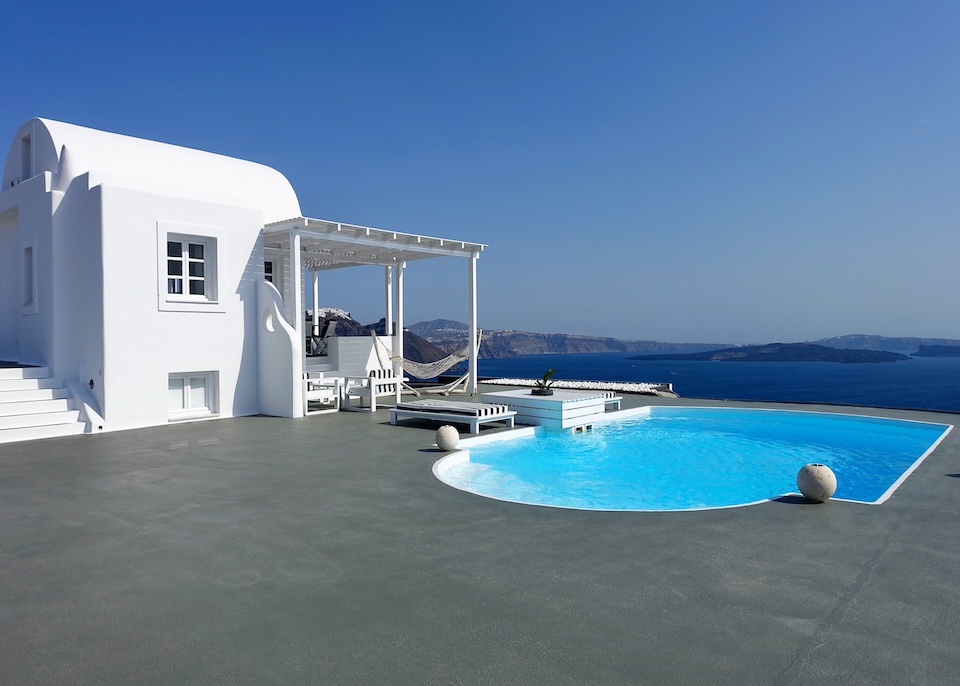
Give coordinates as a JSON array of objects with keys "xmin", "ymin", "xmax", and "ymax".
[{"xmin": 431, "ymin": 406, "xmax": 955, "ymax": 512}]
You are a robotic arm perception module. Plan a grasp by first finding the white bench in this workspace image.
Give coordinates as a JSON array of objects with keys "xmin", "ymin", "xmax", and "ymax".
[
  {"xmin": 342, "ymin": 369, "xmax": 402, "ymax": 412},
  {"xmin": 389, "ymin": 399, "xmax": 517, "ymax": 434}
]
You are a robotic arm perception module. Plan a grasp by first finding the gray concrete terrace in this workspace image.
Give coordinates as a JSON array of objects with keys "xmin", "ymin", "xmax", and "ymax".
[{"xmin": 2, "ymin": 387, "xmax": 960, "ymax": 684}]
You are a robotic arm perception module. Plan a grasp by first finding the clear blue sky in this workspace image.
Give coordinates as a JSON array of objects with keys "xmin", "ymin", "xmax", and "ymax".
[{"xmin": 4, "ymin": 1, "xmax": 958, "ymax": 343}]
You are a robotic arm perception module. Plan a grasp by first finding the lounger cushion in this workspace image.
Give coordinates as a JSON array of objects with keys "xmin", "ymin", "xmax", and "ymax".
[{"xmin": 395, "ymin": 400, "xmax": 510, "ymax": 417}]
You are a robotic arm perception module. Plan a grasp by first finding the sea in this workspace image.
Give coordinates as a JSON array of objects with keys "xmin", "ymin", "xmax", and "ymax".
[{"xmin": 476, "ymin": 353, "xmax": 960, "ymax": 414}]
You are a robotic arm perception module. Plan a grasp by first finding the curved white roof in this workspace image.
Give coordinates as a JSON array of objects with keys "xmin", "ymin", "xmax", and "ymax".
[{"xmin": 2, "ymin": 118, "xmax": 300, "ymax": 222}]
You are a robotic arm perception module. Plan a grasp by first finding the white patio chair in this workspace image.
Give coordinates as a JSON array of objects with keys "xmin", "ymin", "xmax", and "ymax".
[
  {"xmin": 302, "ymin": 374, "xmax": 341, "ymax": 415},
  {"xmin": 342, "ymin": 369, "xmax": 401, "ymax": 412}
]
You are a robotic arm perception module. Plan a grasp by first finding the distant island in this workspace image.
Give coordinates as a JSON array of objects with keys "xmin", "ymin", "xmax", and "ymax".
[
  {"xmin": 314, "ymin": 314, "xmax": 960, "ymax": 362},
  {"xmin": 814, "ymin": 334, "xmax": 960, "ymax": 354},
  {"xmin": 413, "ymin": 323, "xmax": 960, "ymax": 360},
  {"xmin": 913, "ymin": 345, "xmax": 960, "ymax": 357},
  {"xmin": 628, "ymin": 343, "xmax": 910, "ymax": 364}
]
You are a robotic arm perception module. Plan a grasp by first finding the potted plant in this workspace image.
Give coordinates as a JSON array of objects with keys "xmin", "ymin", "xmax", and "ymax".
[{"xmin": 531, "ymin": 368, "xmax": 557, "ymax": 396}]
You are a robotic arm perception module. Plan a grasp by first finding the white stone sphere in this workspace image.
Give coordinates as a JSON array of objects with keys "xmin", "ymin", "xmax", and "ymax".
[
  {"xmin": 797, "ymin": 463, "xmax": 838, "ymax": 503},
  {"xmin": 435, "ymin": 425, "xmax": 460, "ymax": 451}
]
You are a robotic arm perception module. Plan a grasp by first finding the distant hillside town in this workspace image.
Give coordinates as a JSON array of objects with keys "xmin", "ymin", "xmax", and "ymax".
[{"xmin": 407, "ymin": 319, "xmax": 730, "ymax": 359}]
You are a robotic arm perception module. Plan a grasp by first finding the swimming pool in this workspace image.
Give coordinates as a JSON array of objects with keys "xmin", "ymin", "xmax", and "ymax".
[{"xmin": 433, "ymin": 407, "xmax": 953, "ymax": 511}]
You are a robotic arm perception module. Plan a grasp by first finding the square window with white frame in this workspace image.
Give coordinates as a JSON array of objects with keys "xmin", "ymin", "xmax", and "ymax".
[
  {"xmin": 167, "ymin": 237, "xmax": 211, "ymax": 297},
  {"xmin": 157, "ymin": 221, "xmax": 226, "ymax": 313}
]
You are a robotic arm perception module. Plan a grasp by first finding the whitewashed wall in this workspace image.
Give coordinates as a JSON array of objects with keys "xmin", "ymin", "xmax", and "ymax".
[
  {"xmin": 48, "ymin": 174, "xmax": 106, "ymax": 413},
  {"xmin": 0, "ymin": 117, "xmax": 304, "ymax": 431},
  {"xmin": 0, "ymin": 173, "xmax": 56, "ymax": 367},
  {"xmin": 0, "ymin": 207, "xmax": 17, "ymax": 359},
  {"xmin": 98, "ymin": 184, "xmax": 265, "ymax": 430}
]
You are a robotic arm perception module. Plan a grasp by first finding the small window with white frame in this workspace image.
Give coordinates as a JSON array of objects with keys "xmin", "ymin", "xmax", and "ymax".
[
  {"xmin": 167, "ymin": 239, "xmax": 209, "ymax": 296},
  {"xmin": 168, "ymin": 371, "xmax": 218, "ymax": 419},
  {"xmin": 157, "ymin": 221, "xmax": 225, "ymax": 313}
]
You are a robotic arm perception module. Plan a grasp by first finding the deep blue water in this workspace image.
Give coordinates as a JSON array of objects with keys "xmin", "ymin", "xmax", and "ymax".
[{"xmin": 477, "ymin": 353, "xmax": 960, "ymax": 413}]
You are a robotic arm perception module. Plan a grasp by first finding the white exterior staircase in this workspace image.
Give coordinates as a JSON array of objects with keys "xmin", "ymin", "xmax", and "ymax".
[{"xmin": 0, "ymin": 367, "xmax": 86, "ymax": 444}]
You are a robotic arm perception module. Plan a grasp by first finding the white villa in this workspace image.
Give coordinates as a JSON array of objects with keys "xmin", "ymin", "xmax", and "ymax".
[{"xmin": 0, "ymin": 118, "xmax": 484, "ymax": 443}]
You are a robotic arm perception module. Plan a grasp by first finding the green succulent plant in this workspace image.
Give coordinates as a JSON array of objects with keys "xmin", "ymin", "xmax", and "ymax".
[{"xmin": 535, "ymin": 368, "xmax": 558, "ymax": 392}]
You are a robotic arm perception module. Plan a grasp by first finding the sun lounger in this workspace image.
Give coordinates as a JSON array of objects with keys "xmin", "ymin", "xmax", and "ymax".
[{"xmin": 389, "ymin": 399, "xmax": 516, "ymax": 434}]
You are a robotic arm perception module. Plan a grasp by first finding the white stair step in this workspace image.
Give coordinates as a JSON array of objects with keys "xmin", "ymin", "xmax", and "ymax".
[
  {"xmin": 0, "ymin": 371, "xmax": 87, "ymax": 445},
  {"xmin": 0, "ymin": 377, "xmax": 65, "ymax": 392},
  {"xmin": 0, "ymin": 398, "xmax": 73, "ymax": 417},
  {"xmin": 0, "ymin": 410, "xmax": 81, "ymax": 431},
  {"xmin": 0, "ymin": 422, "xmax": 86, "ymax": 445},
  {"xmin": 0, "ymin": 366, "xmax": 50, "ymax": 381},
  {"xmin": 0, "ymin": 388, "xmax": 71, "ymax": 404}
]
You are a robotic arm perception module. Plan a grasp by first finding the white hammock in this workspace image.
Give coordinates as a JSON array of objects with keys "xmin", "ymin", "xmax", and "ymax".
[{"xmin": 372, "ymin": 330, "xmax": 481, "ymax": 395}]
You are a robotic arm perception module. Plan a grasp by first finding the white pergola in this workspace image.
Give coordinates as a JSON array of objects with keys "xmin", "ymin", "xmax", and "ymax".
[{"xmin": 263, "ymin": 217, "xmax": 486, "ymax": 394}]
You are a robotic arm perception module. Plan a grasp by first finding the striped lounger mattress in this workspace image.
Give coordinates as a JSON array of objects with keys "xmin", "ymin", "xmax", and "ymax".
[{"xmin": 390, "ymin": 400, "xmax": 516, "ymax": 433}]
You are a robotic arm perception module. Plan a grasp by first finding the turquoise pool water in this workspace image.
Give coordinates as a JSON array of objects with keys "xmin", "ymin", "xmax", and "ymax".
[{"xmin": 435, "ymin": 408, "xmax": 952, "ymax": 511}]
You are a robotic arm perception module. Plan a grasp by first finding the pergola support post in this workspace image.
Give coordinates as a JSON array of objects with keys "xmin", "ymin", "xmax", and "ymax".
[
  {"xmin": 291, "ymin": 229, "xmax": 304, "ymax": 382},
  {"xmin": 384, "ymin": 265, "xmax": 394, "ymax": 338},
  {"xmin": 311, "ymin": 269, "xmax": 320, "ymax": 337},
  {"xmin": 468, "ymin": 252, "xmax": 478, "ymax": 395},
  {"xmin": 394, "ymin": 262, "xmax": 405, "ymax": 378}
]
